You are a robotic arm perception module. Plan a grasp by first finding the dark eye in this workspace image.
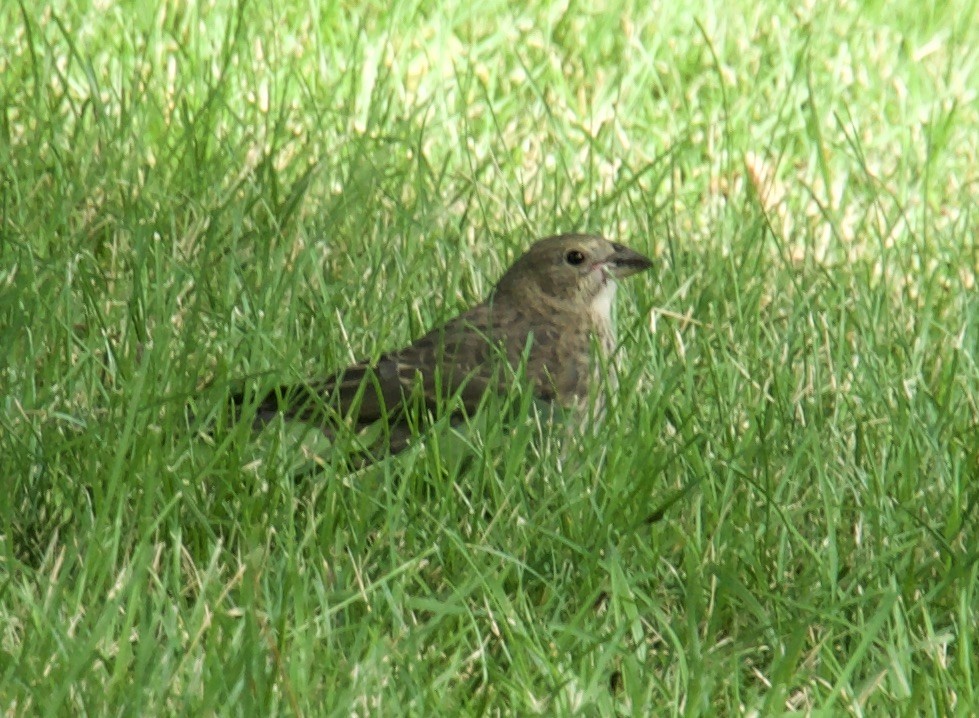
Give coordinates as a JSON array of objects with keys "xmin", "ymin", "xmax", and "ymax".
[{"xmin": 565, "ymin": 250, "xmax": 586, "ymax": 265}]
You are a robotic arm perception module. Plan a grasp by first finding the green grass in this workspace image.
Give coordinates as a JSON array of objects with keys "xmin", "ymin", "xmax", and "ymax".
[{"xmin": 2, "ymin": 0, "xmax": 978, "ymax": 714}]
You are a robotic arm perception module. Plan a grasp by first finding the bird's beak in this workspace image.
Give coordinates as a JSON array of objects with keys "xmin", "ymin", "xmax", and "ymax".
[{"xmin": 604, "ymin": 242, "xmax": 653, "ymax": 279}]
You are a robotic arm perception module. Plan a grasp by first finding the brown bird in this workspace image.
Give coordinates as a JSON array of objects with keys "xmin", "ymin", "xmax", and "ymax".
[{"xmin": 234, "ymin": 234, "xmax": 652, "ymax": 459}]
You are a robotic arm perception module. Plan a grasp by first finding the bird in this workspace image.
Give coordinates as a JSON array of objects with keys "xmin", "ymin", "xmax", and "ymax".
[{"xmin": 231, "ymin": 234, "xmax": 652, "ymax": 461}]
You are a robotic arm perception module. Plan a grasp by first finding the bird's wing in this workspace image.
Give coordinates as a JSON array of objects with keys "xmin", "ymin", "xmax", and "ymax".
[
  {"xmin": 374, "ymin": 302, "xmax": 504, "ymax": 416},
  {"xmin": 242, "ymin": 303, "xmax": 505, "ymax": 431}
]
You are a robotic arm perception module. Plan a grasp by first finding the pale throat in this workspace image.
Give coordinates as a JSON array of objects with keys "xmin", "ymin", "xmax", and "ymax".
[
  {"xmin": 588, "ymin": 280, "xmax": 618, "ymax": 358},
  {"xmin": 590, "ymin": 279, "xmax": 617, "ymax": 322}
]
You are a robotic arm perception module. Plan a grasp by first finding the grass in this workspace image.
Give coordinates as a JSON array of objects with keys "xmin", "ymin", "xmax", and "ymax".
[{"xmin": 2, "ymin": 0, "xmax": 978, "ymax": 714}]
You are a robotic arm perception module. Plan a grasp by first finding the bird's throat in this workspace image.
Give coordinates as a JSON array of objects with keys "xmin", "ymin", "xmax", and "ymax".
[{"xmin": 591, "ymin": 280, "xmax": 617, "ymax": 322}]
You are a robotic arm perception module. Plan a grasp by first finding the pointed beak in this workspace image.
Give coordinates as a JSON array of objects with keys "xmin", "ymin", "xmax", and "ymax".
[{"xmin": 604, "ymin": 242, "xmax": 653, "ymax": 279}]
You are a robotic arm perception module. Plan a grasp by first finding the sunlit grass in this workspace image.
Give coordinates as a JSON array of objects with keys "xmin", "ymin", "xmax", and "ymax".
[{"xmin": 2, "ymin": 0, "xmax": 977, "ymax": 714}]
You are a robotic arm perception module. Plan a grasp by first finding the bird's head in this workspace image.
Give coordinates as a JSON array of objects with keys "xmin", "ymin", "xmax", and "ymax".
[{"xmin": 492, "ymin": 234, "xmax": 653, "ymax": 313}]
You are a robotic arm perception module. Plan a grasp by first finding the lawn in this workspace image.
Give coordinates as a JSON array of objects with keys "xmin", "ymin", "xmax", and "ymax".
[{"xmin": 2, "ymin": 0, "xmax": 978, "ymax": 714}]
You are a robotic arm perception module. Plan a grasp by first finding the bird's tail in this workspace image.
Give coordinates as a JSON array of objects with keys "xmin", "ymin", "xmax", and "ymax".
[{"xmin": 235, "ymin": 360, "xmax": 413, "ymax": 431}]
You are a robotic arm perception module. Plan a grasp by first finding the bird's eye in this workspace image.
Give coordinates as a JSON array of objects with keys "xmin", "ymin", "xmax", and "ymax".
[{"xmin": 565, "ymin": 250, "xmax": 586, "ymax": 266}]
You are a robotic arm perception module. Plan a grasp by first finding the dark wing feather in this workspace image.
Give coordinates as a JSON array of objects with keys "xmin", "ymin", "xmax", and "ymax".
[{"xmin": 235, "ymin": 303, "xmax": 508, "ymax": 445}]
